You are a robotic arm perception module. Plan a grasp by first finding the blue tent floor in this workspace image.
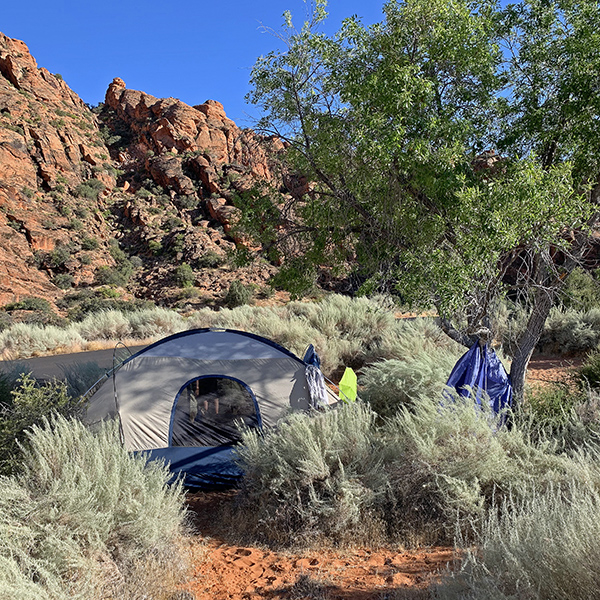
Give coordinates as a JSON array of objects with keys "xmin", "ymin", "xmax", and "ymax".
[{"xmin": 140, "ymin": 445, "xmax": 243, "ymax": 490}]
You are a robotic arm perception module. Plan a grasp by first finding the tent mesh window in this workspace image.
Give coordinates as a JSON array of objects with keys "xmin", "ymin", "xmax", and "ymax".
[{"xmin": 171, "ymin": 377, "xmax": 259, "ymax": 447}]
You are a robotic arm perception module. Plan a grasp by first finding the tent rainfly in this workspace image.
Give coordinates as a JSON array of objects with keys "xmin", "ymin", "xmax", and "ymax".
[{"xmin": 84, "ymin": 328, "xmax": 337, "ymax": 489}]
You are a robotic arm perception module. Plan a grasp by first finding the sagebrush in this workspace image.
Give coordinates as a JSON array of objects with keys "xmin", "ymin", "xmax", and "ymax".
[{"xmin": 0, "ymin": 415, "xmax": 189, "ymax": 599}]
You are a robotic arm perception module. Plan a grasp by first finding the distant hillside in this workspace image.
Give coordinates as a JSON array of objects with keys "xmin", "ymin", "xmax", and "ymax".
[{"xmin": 0, "ymin": 32, "xmax": 294, "ymax": 318}]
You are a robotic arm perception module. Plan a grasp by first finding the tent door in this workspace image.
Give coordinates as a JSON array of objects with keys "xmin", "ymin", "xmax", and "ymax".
[{"xmin": 169, "ymin": 376, "xmax": 261, "ymax": 447}]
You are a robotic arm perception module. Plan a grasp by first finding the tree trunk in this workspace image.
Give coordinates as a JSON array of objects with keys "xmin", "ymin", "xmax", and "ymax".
[{"xmin": 509, "ymin": 287, "xmax": 554, "ymax": 405}]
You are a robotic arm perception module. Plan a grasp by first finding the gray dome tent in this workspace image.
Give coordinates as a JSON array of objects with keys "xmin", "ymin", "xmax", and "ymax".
[{"xmin": 85, "ymin": 328, "xmax": 337, "ymax": 489}]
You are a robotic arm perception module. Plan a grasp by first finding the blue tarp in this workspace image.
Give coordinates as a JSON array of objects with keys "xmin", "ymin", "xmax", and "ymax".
[
  {"xmin": 138, "ymin": 446, "xmax": 242, "ymax": 490},
  {"xmin": 446, "ymin": 343, "xmax": 512, "ymax": 414}
]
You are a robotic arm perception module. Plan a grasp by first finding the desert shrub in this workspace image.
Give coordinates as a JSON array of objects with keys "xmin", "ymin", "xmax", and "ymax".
[
  {"xmin": 93, "ymin": 242, "xmax": 135, "ymax": 287},
  {"xmin": 518, "ymin": 385, "xmax": 600, "ymax": 452},
  {"xmin": 195, "ymin": 250, "xmax": 225, "ymax": 269},
  {"xmin": 576, "ymin": 350, "xmax": 600, "ymax": 388},
  {"xmin": 74, "ymin": 178, "xmax": 104, "ymax": 200},
  {"xmin": 523, "ymin": 383, "xmax": 583, "ymax": 431},
  {"xmin": 74, "ymin": 308, "xmax": 185, "ymax": 342},
  {"xmin": 537, "ymin": 307, "xmax": 600, "ymax": 354},
  {"xmin": 80, "ymin": 235, "xmax": 99, "ymax": 250},
  {"xmin": 235, "ymin": 393, "xmax": 600, "ymax": 548},
  {"xmin": 130, "ymin": 255, "xmax": 143, "ymax": 269},
  {"xmin": 52, "ymin": 273, "xmax": 74, "ymax": 289},
  {"xmin": 58, "ymin": 290, "xmax": 154, "ymax": 321},
  {"xmin": 3, "ymin": 297, "xmax": 52, "ymax": 313},
  {"xmin": 76, "ymin": 310, "xmax": 133, "ymax": 340},
  {"xmin": 437, "ymin": 484, "xmax": 600, "ymax": 600},
  {"xmin": 94, "ymin": 265, "xmax": 130, "ymax": 287},
  {"xmin": 225, "ymin": 280, "xmax": 252, "ymax": 308},
  {"xmin": 235, "ymin": 402, "xmax": 388, "ymax": 547},
  {"xmin": 73, "ymin": 206, "xmax": 90, "ymax": 219},
  {"xmin": 174, "ymin": 263, "xmax": 195, "ymax": 288},
  {"xmin": 0, "ymin": 374, "xmax": 81, "ymax": 475},
  {"xmin": 0, "ymin": 323, "xmax": 84, "ymax": 358},
  {"xmin": 176, "ymin": 194, "xmax": 198, "ymax": 209},
  {"xmin": 381, "ymin": 395, "xmax": 600, "ymax": 544},
  {"xmin": 559, "ymin": 267, "xmax": 600, "ymax": 311},
  {"xmin": 68, "ymin": 218, "xmax": 84, "ymax": 231},
  {"xmin": 360, "ymin": 348, "xmax": 460, "ymax": 418},
  {"xmin": 177, "ymin": 287, "xmax": 201, "ymax": 300},
  {"xmin": 257, "ymin": 284, "xmax": 275, "ymax": 299},
  {"xmin": 0, "ymin": 416, "xmax": 188, "ymax": 599},
  {"xmin": 148, "ymin": 239, "xmax": 164, "ymax": 255},
  {"xmin": 49, "ymin": 245, "xmax": 72, "ymax": 269},
  {"xmin": 126, "ymin": 308, "xmax": 186, "ymax": 339},
  {"xmin": 0, "ymin": 312, "xmax": 12, "ymax": 332}
]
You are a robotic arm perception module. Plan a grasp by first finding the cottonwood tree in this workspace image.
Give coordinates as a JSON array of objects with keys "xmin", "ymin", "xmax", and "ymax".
[{"xmin": 243, "ymin": 0, "xmax": 600, "ymax": 402}]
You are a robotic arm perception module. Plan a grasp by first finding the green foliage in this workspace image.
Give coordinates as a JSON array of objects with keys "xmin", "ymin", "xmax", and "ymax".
[
  {"xmin": 94, "ymin": 265, "xmax": 128, "ymax": 287},
  {"xmin": 538, "ymin": 307, "xmax": 600, "ymax": 354},
  {"xmin": 175, "ymin": 194, "xmax": 198, "ymax": 210},
  {"xmin": 94, "ymin": 241, "xmax": 134, "ymax": 287},
  {"xmin": 0, "ymin": 416, "xmax": 188, "ymax": 598},
  {"xmin": 577, "ymin": 351, "xmax": 600, "ymax": 389},
  {"xmin": 195, "ymin": 250, "xmax": 225, "ymax": 269},
  {"xmin": 81, "ymin": 235, "xmax": 100, "ymax": 250},
  {"xmin": 2, "ymin": 122, "xmax": 24, "ymax": 136},
  {"xmin": 52, "ymin": 273, "xmax": 74, "ymax": 289},
  {"xmin": 56, "ymin": 289, "xmax": 154, "ymax": 321},
  {"xmin": 225, "ymin": 280, "xmax": 252, "ymax": 308},
  {"xmin": 523, "ymin": 383, "xmax": 584, "ymax": 433},
  {"xmin": 48, "ymin": 245, "xmax": 72, "ymax": 269},
  {"xmin": 559, "ymin": 267, "xmax": 600, "ymax": 311},
  {"xmin": 174, "ymin": 263, "xmax": 195, "ymax": 288},
  {"xmin": 74, "ymin": 178, "xmax": 104, "ymax": 200},
  {"xmin": 148, "ymin": 239, "xmax": 164, "ymax": 256},
  {"xmin": 246, "ymin": 0, "xmax": 600, "ymax": 399},
  {"xmin": 166, "ymin": 232, "xmax": 186, "ymax": 256},
  {"xmin": 162, "ymin": 215, "xmax": 184, "ymax": 231},
  {"xmin": 0, "ymin": 374, "xmax": 80, "ymax": 475},
  {"xmin": 3, "ymin": 297, "xmax": 52, "ymax": 313}
]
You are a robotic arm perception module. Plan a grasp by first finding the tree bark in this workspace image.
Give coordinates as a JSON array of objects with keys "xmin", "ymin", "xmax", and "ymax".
[
  {"xmin": 509, "ymin": 287, "xmax": 554, "ymax": 405},
  {"xmin": 438, "ymin": 317, "xmax": 478, "ymax": 348}
]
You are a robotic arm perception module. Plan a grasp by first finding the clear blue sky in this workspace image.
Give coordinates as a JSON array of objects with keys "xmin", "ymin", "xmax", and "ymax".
[{"xmin": 1, "ymin": 1, "xmax": 384, "ymax": 127}]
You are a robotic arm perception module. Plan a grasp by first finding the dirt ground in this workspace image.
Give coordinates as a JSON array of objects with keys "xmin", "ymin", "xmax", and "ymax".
[
  {"xmin": 183, "ymin": 492, "xmax": 456, "ymax": 600},
  {"xmin": 185, "ymin": 540, "xmax": 454, "ymax": 600},
  {"xmin": 526, "ymin": 355, "xmax": 582, "ymax": 387},
  {"xmin": 181, "ymin": 356, "xmax": 577, "ymax": 600}
]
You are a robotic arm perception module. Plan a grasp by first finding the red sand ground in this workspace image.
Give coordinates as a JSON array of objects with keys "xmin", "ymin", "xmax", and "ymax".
[
  {"xmin": 186, "ymin": 540, "xmax": 454, "ymax": 600},
  {"xmin": 526, "ymin": 355, "xmax": 582, "ymax": 387},
  {"xmin": 182, "ymin": 356, "xmax": 576, "ymax": 600},
  {"xmin": 183, "ymin": 492, "xmax": 457, "ymax": 600}
]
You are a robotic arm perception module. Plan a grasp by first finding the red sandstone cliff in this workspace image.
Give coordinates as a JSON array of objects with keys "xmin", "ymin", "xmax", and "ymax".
[{"xmin": 0, "ymin": 33, "xmax": 287, "ymax": 313}]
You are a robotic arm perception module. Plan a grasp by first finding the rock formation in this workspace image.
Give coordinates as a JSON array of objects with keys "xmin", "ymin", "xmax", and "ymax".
[
  {"xmin": 0, "ymin": 33, "xmax": 117, "ymax": 305},
  {"xmin": 0, "ymin": 32, "xmax": 289, "ymax": 315}
]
